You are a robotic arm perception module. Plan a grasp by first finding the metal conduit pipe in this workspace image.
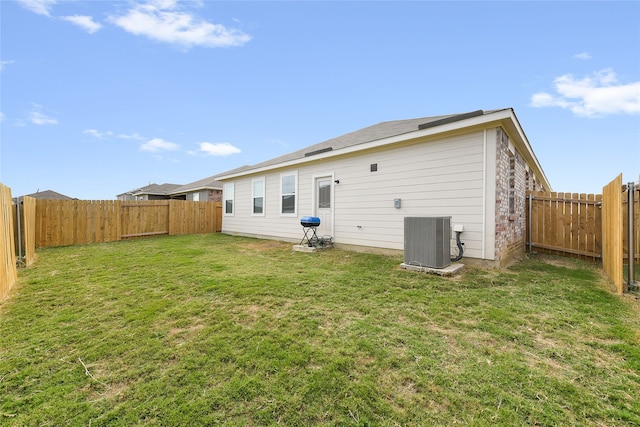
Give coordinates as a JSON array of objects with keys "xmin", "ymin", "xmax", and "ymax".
[
  {"xmin": 628, "ymin": 182, "xmax": 636, "ymax": 290},
  {"xmin": 451, "ymin": 231, "xmax": 464, "ymax": 262}
]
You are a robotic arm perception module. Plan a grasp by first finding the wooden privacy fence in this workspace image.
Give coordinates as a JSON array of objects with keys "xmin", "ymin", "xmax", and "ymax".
[
  {"xmin": 1, "ymin": 183, "xmax": 17, "ymax": 301},
  {"xmin": 34, "ymin": 199, "xmax": 222, "ymax": 248},
  {"xmin": 527, "ymin": 191, "xmax": 602, "ymax": 260}
]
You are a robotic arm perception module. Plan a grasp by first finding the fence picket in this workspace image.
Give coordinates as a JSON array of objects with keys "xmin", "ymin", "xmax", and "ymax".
[{"xmin": 570, "ymin": 193, "xmax": 579, "ymax": 254}]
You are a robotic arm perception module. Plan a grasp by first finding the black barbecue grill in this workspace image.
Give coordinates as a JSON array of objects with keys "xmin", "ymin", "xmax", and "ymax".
[{"xmin": 300, "ymin": 216, "xmax": 320, "ymax": 247}]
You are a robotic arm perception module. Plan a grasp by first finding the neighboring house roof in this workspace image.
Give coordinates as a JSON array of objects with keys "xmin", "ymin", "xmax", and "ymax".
[
  {"xmin": 118, "ymin": 183, "xmax": 183, "ymax": 198},
  {"xmin": 138, "ymin": 183, "xmax": 183, "ymax": 196},
  {"xmin": 169, "ymin": 175, "xmax": 223, "ymax": 196},
  {"xmin": 216, "ymin": 108, "xmax": 551, "ymax": 190},
  {"xmin": 23, "ymin": 190, "xmax": 75, "ymax": 200}
]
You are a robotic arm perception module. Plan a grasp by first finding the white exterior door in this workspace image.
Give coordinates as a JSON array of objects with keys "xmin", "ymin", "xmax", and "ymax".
[{"xmin": 314, "ymin": 176, "xmax": 333, "ymax": 238}]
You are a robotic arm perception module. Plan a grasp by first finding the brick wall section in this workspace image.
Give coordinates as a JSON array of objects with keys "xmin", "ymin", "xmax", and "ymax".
[
  {"xmin": 208, "ymin": 189, "xmax": 222, "ymax": 202},
  {"xmin": 494, "ymin": 127, "xmax": 529, "ymax": 263}
]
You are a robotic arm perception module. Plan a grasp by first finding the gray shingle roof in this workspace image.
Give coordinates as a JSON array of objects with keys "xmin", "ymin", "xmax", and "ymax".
[
  {"xmin": 23, "ymin": 190, "xmax": 75, "ymax": 200},
  {"xmin": 127, "ymin": 183, "xmax": 182, "ymax": 196},
  {"xmin": 169, "ymin": 175, "xmax": 223, "ymax": 195},
  {"xmin": 218, "ymin": 109, "xmax": 504, "ymax": 177}
]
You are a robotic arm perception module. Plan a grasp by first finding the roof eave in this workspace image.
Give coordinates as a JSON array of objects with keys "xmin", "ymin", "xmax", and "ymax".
[
  {"xmin": 215, "ymin": 109, "xmax": 552, "ymax": 191},
  {"xmin": 216, "ymin": 110, "xmax": 514, "ymax": 181},
  {"xmin": 498, "ymin": 109, "xmax": 553, "ymax": 191},
  {"xmin": 168, "ymin": 185, "xmax": 222, "ymax": 195}
]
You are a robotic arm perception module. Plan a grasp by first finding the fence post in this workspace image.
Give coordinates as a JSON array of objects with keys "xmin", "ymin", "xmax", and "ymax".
[
  {"xmin": 16, "ymin": 197, "xmax": 23, "ymax": 266},
  {"xmin": 528, "ymin": 193, "xmax": 533, "ymax": 253},
  {"xmin": 629, "ymin": 182, "xmax": 636, "ymax": 290}
]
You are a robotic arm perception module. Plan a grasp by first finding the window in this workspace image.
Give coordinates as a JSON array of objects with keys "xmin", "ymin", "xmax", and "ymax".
[
  {"xmin": 224, "ymin": 182, "xmax": 234, "ymax": 215},
  {"xmin": 280, "ymin": 172, "xmax": 297, "ymax": 215},
  {"xmin": 192, "ymin": 192, "xmax": 200, "ymax": 202},
  {"xmin": 252, "ymin": 178, "xmax": 265, "ymax": 215},
  {"xmin": 318, "ymin": 179, "xmax": 331, "ymax": 209}
]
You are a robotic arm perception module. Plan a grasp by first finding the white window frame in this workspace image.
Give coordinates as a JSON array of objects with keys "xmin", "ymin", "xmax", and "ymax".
[
  {"xmin": 224, "ymin": 182, "xmax": 234, "ymax": 216},
  {"xmin": 252, "ymin": 177, "xmax": 265, "ymax": 216},
  {"xmin": 280, "ymin": 171, "xmax": 298, "ymax": 216}
]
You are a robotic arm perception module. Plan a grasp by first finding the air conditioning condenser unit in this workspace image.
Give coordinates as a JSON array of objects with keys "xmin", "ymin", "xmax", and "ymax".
[{"xmin": 404, "ymin": 216, "xmax": 451, "ymax": 269}]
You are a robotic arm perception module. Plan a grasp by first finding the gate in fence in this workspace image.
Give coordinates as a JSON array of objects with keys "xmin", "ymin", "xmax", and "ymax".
[
  {"xmin": 527, "ymin": 174, "xmax": 639, "ymax": 293},
  {"xmin": 527, "ymin": 191, "xmax": 602, "ymax": 260}
]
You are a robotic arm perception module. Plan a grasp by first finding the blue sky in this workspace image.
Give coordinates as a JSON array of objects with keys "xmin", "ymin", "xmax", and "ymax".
[{"xmin": 1, "ymin": 0, "xmax": 638, "ymax": 200}]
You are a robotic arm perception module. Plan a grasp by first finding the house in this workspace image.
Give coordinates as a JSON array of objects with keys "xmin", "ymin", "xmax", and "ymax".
[
  {"xmin": 116, "ymin": 183, "xmax": 183, "ymax": 201},
  {"xmin": 168, "ymin": 175, "xmax": 223, "ymax": 202},
  {"xmin": 22, "ymin": 190, "xmax": 75, "ymax": 200},
  {"xmin": 215, "ymin": 108, "xmax": 551, "ymax": 266},
  {"xmin": 117, "ymin": 178, "xmax": 223, "ymax": 202}
]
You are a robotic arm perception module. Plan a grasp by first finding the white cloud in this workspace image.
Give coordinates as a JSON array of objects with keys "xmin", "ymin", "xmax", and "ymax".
[
  {"xmin": 84, "ymin": 129, "xmax": 148, "ymax": 140},
  {"xmin": 60, "ymin": 15, "xmax": 102, "ymax": 33},
  {"xmin": 108, "ymin": 1, "xmax": 251, "ymax": 49},
  {"xmin": 30, "ymin": 111, "xmax": 58, "ymax": 125},
  {"xmin": 573, "ymin": 52, "xmax": 592, "ymax": 60},
  {"xmin": 117, "ymin": 132, "xmax": 145, "ymax": 140},
  {"xmin": 17, "ymin": 0, "xmax": 56, "ymax": 16},
  {"xmin": 196, "ymin": 142, "xmax": 241, "ymax": 156},
  {"xmin": 0, "ymin": 60, "xmax": 16, "ymax": 72},
  {"xmin": 140, "ymin": 138, "xmax": 180, "ymax": 152},
  {"xmin": 84, "ymin": 129, "xmax": 113, "ymax": 138},
  {"xmin": 531, "ymin": 68, "xmax": 640, "ymax": 117}
]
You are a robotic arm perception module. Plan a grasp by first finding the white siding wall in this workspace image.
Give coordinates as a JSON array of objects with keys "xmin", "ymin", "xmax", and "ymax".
[{"xmin": 223, "ymin": 130, "xmax": 489, "ymax": 259}]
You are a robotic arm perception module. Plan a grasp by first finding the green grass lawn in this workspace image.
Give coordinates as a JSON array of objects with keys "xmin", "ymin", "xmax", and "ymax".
[{"xmin": 1, "ymin": 234, "xmax": 639, "ymax": 426}]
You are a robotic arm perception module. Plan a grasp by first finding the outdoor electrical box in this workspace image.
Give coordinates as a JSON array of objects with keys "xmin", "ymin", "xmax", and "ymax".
[{"xmin": 404, "ymin": 216, "xmax": 451, "ymax": 269}]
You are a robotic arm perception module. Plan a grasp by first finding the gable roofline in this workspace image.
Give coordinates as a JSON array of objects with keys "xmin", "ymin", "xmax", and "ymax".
[
  {"xmin": 499, "ymin": 109, "xmax": 551, "ymax": 191},
  {"xmin": 215, "ymin": 108, "xmax": 551, "ymax": 190},
  {"xmin": 168, "ymin": 175, "xmax": 223, "ymax": 195}
]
